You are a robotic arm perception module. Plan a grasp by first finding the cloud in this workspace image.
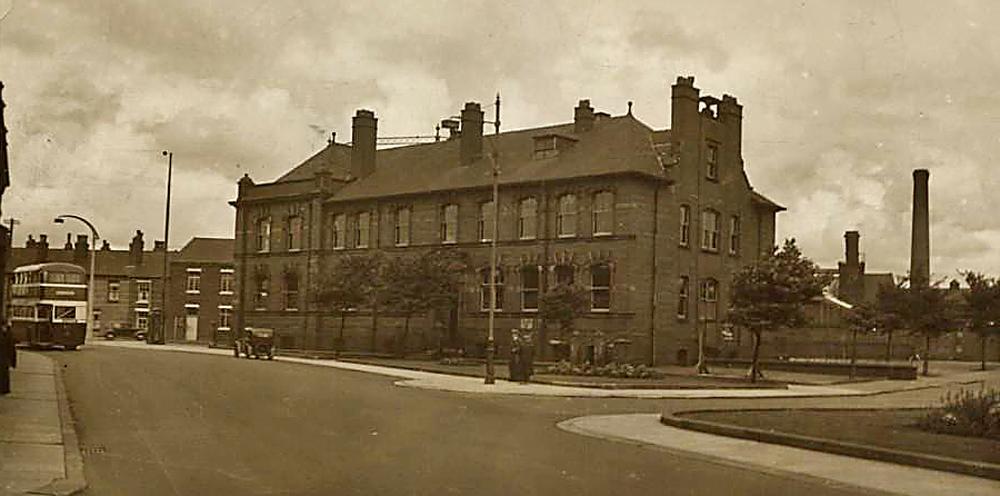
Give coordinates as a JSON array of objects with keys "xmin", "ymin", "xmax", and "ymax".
[{"xmin": 0, "ymin": 0, "xmax": 996, "ymax": 281}]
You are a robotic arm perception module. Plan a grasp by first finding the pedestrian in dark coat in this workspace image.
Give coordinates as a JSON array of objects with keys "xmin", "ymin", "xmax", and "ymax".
[{"xmin": 509, "ymin": 329, "xmax": 523, "ymax": 382}]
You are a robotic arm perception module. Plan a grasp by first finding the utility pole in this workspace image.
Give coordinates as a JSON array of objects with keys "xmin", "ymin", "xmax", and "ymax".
[
  {"xmin": 156, "ymin": 150, "xmax": 173, "ymax": 344},
  {"xmin": 485, "ymin": 92, "xmax": 501, "ymax": 385},
  {"xmin": 5, "ymin": 218, "xmax": 17, "ymax": 244}
]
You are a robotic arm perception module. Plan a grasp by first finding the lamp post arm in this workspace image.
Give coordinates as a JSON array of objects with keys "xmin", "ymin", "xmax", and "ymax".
[{"xmin": 56, "ymin": 214, "xmax": 100, "ymax": 241}]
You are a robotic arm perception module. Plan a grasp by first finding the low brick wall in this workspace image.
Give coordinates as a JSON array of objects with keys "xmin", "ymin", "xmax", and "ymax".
[{"xmin": 707, "ymin": 358, "xmax": 917, "ymax": 379}]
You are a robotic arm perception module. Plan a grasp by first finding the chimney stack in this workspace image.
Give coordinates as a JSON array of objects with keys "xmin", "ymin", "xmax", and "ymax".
[
  {"xmin": 64, "ymin": 233, "xmax": 73, "ymax": 250},
  {"xmin": 154, "ymin": 240, "xmax": 166, "ymax": 251},
  {"xmin": 37, "ymin": 234, "xmax": 49, "ymax": 263},
  {"xmin": 351, "ymin": 109, "xmax": 377, "ymax": 179},
  {"xmin": 460, "ymin": 102, "xmax": 483, "ymax": 165},
  {"xmin": 74, "ymin": 234, "xmax": 89, "ymax": 262},
  {"xmin": 845, "ymin": 231, "xmax": 860, "ymax": 268},
  {"xmin": 910, "ymin": 169, "xmax": 930, "ymax": 288},
  {"xmin": 101, "ymin": 240, "xmax": 111, "ymax": 251},
  {"xmin": 574, "ymin": 99, "xmax": 595, "ymax": 133},
  {"xmin": 129, "ymin": 230, "xmax": 144, "ymax": 266}
]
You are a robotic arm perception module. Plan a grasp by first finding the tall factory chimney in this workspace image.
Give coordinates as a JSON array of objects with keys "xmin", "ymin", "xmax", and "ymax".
[{"xmin": 909, "ymin": 169, "xmax": 930, "ymax": 288}]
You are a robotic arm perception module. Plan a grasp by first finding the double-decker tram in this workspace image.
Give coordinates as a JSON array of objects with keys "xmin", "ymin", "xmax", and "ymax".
[{"xmin": 8, "ymin": 262, "xmax": 88, "ymax": 350}]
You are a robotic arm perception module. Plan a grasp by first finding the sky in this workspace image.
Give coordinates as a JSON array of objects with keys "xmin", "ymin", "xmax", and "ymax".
[{"xmin": 0, "ymin": 0, "xmax": 997, "ymax": 281}]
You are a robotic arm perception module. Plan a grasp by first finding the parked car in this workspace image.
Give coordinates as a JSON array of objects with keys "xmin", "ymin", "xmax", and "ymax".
[
  {"xmin": 234, "ymin": 328, "xmax": 275, "ymax": 360},
  {"xmin": 103, "ymin": 327, "xmax": 147, "ymax": 341}
]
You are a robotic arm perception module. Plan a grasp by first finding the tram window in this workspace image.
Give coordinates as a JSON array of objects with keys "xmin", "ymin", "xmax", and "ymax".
[{"xmin": 55, "ymin": 307, "xmax": 76, "ymax": 320}]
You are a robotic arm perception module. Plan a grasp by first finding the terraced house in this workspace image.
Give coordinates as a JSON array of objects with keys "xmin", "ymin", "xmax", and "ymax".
[{"xmin": 231, "ymin": 76, "xmax": 783, "ymax": 365}]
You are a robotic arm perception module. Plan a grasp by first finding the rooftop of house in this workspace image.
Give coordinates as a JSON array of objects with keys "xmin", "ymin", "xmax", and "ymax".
[
  {"xmin": 261, "ymin": 110, "xmax": 783, "ymax": 210},
  {"xmin": 174, "ymin": 237, "xmax": 234, "ymax": 264}
]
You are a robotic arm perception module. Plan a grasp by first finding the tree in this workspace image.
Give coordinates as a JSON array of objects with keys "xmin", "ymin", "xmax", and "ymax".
[
  {"xmin": 905, "ymin": 284, "xmax": 957, "ymax": 376},
  {"xmin": 539, "ymin": 282, "xmax": 589, "ymax": 361},
  {"xmin": 875, "ymin": 281, "xmax": 907, "ymax": 361},
  {"xmin": 312, "ymin": 255, "xmax": 373, "ymax": 352},
  {"xmin": 961, "ymin": 271, "xmax": 1000, "ymax": 371},
  {"xmin": 381, "ymin": 249, "xmax": 467, "ymax": 356},
  {"xmin": 728, "ymin": 239, "xmax": 830, "ymax": 382},
  {"xmin": 843, "ymin": 302, "xmax": 880, "ymax": 378}
]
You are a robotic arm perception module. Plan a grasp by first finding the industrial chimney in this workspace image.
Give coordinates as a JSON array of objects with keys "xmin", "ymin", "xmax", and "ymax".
[{"xmin": 909, "ymin": 169, "xmax": 930, "ymax": 288}]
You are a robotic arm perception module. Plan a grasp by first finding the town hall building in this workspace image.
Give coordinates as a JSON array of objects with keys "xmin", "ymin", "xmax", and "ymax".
[{"xmin": 231, "ymin": 76, "xmax": 782, "ymax": 365}]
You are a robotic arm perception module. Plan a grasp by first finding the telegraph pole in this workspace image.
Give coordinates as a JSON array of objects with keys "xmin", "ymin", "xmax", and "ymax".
[{"xmin": 485, "ymin": 92, "xmax": 501, "ymax": 385}]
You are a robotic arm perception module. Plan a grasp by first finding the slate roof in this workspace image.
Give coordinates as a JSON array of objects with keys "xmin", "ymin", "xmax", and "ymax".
[
  {"xmin": 174, "ymin": 238, "xmax": 234, "ymax": 264},
  {"xmin": 276, "ymin": 143, "xmax": 352, "ymax": 183}
]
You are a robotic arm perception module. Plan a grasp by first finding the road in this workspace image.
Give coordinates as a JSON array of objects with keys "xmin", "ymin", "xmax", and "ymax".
[{"xmin": 54, "ymin": 346, "xmax": 872, "ymax": 496}]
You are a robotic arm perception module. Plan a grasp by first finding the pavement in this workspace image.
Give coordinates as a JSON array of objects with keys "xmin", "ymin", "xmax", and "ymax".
[
  {"xmin": 5, "ymin": 340, "xmax": 997, "ymax": 495},
  {"xmin": 0, "ymin": 350, "xmax": 85, "ymax": 496}
]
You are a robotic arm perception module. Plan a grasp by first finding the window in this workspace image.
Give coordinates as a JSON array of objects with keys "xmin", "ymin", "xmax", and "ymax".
[
  {"xmin": 332, "ymin": 213, "xmax": 346, "ymax": 249},
  {"xmin": 534, "ymin": 136, "xmax": 558, "ymax": 159},
  {"xmin": 136, "ymin": 314, "xmax": 148, "ymax": 330},
  {"xmin": 136, "ymin": 280, "xmax": 151, "ymax": 303},
  {"xmin": 218, "ymin": 307, "xmax": 232, "ymax": 329},
  {"xmin": 186, "ymin": 272, "xmax": 201, "ymax": 293},
  {"xmin": 254, "ymin": 275, "xmax": 269, "ymax": 310},
  {"xmin": 729, "ymin": 215, "xmax": 741, "ymax": 255},
  {"xmin": 394, "ymin": 207, "xmax": 411, "ymax": 246},
  {"xmin": 701, "ymin": 209, "xmax": 720, "ymax": 252},
  {"xmin": 108, "ymin": 281, "xmax": 121, "ymax": 302},
  {"xmin": 287, "ymin": 216, "xmax": 303, "ymax": 251},
  {"xmin": 284, "ymin": 271, "xmax": 299, "ymax": 311},
  {"xmin": 592, "ymin": 191, "xmax": 614, "ymax": 236},
  {"xmin": 356, "ymin": 212, "xmax": 370, "ymax": 248},
  {"xmin": 555, "ymin": 265, "xmax": 575, "ymax": 286},
  {"xmin": 521, "ymin": 266, "xmax": 540, "ymax": 311},
  {"xmin": 478, "ymin": 201, "xmax": 495, "ymax": 242},
  {"xmin": 256, "ymin": 217, "xmax": 271, "ymax": 252},
  {"xmin": 706, "ymin": 144, "xmax": 719, "ymax": 180},
  {"xmin": 590, "ymin": 264, "xmax": 611, "ymax": 311},
  {"xmin": 441, "ymin": 204, "xmax": 458, "ymax": 244},
  {"xmin": 479, "ymin": 269, "xmax": 504, "ymax": 311},
  {"xmin": 518, "ymin": 197, "xmax": 537, "ymax": 240},
  {"xmin": 700, "ymin": 278, "xmax": 719, "ymax": 321},
  {"xmin": 219, "ymin": 273, "xmax": 234, "ymax": 294},
  {"xmin": 677, "ymin": 276, "xmax": 689, "ymax": 319},
  {"xmin": 679, "ymin": 205, "xmax": 691, "ymax": 247},
  {"xmin": 557, "ymin": 194, "xmax": 577, "ymax": 237}
]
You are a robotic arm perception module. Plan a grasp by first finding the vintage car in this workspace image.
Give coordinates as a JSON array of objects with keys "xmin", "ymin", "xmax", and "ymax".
[{"xmin": 234, "ymin": 327, "xmax": 275, "ymax": 360}]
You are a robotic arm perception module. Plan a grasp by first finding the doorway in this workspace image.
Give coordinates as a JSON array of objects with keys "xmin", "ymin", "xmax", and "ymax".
[{"xmin": 185, "ymin": 307, "xmax": 199, "ymax": 341}]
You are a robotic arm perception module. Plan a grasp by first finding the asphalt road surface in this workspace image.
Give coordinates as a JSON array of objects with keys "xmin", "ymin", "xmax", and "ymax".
[{"xmin": 53, "ymin": 347, "xmax": 871, "ymax": 496}]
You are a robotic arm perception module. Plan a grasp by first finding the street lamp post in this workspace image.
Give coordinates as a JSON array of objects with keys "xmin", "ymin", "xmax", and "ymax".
[
  {"xmin": 156, "ymin": 150, "xmax": 173, "ymax": 344},
  {"xmin": 54, "ymin": 215, "xmax": 98, "ymax": 344}
]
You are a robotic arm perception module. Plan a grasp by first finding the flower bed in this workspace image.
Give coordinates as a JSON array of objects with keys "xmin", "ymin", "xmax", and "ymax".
[
  {"xmin": 919, "ymin": 388, "xmax": 1000, "ymax": 440},
  {"xmin": 545, "ymin": 360, "xmax": 664, "ymax": 379}
]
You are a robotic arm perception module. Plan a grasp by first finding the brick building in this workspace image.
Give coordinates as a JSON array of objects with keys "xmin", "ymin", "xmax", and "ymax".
[
  {"xmin": 6, "ymin": 230, "xmax": 168, "ymax": 336},
  {"xmin": 163, "ymin": 237, "xmax": 235, "ymax": 345},
  {"xmin": 231, "ymin": 76, "xmax": 782, "ymax": 365}
]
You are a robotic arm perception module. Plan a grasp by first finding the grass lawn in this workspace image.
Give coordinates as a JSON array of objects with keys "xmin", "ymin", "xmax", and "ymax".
[{"xmin": 683, "ymin": 409, "xmax": 1000, "ymax": 465}]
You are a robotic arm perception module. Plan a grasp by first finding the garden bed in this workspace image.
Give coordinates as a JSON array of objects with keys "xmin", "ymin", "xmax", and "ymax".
[{"xmin": 682, "ymin": 408, "xmax": 1000, "ymax": 465}]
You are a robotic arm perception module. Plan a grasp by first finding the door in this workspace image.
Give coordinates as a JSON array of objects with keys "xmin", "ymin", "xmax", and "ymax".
[{"xmin": 185, "ymin": 307, "xmax": 199, "ymax": 341}]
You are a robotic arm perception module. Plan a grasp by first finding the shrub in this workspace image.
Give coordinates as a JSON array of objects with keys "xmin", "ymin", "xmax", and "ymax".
[
  {"xmin": 545, "ymin": 360, "xmax": 663, "ymax": 379},
  {"xmin": 918, "ymin": 388, "xmax": 1000, "ymax": 439}
]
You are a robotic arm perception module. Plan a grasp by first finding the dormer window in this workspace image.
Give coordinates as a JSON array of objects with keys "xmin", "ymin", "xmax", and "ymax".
[{"xmin": 533, "ymin": 134, "xmax": 577, "ymax": 159}]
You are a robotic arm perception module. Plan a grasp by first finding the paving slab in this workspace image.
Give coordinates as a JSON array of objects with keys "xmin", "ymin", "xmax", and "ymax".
[{"xmin": 559, "ymin": 413, "xmax": 1000, "ymax": 496}]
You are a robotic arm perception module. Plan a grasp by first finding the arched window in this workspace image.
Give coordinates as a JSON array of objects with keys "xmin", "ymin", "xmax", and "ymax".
[
  {"xmin": 521, "ymin": 265, "xmax": 540, "ymax": 311},
  {"xmin": 592, "ymin": 191, "xmax": 614, "ymax": 235},
  {"xmin": 557, "ymin": 194, "xmax": 577, "ymax": 237},
  {"xmin": 479, "ymin": 268, "xmax": 504, "ymax": 311},
  {"xmin": 590, "ymin": 263, "xmax": 611, "ymax": 311},
  {"xmin": 518, "ymin": 197, "xmax": 537, "ymax": 240}
]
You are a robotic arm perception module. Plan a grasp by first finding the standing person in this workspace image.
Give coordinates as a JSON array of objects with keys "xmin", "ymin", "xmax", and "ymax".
[
  {"xmin": 508, "ymin": 329, "xmax": 522, "ymax": 382},
  {"xmin": 521, "ymin": 330, "xmax": 535, "ymax": 383},
  {"xmin": 0, "ymin": 325, "xmax": 13, "ymax": 395}
]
